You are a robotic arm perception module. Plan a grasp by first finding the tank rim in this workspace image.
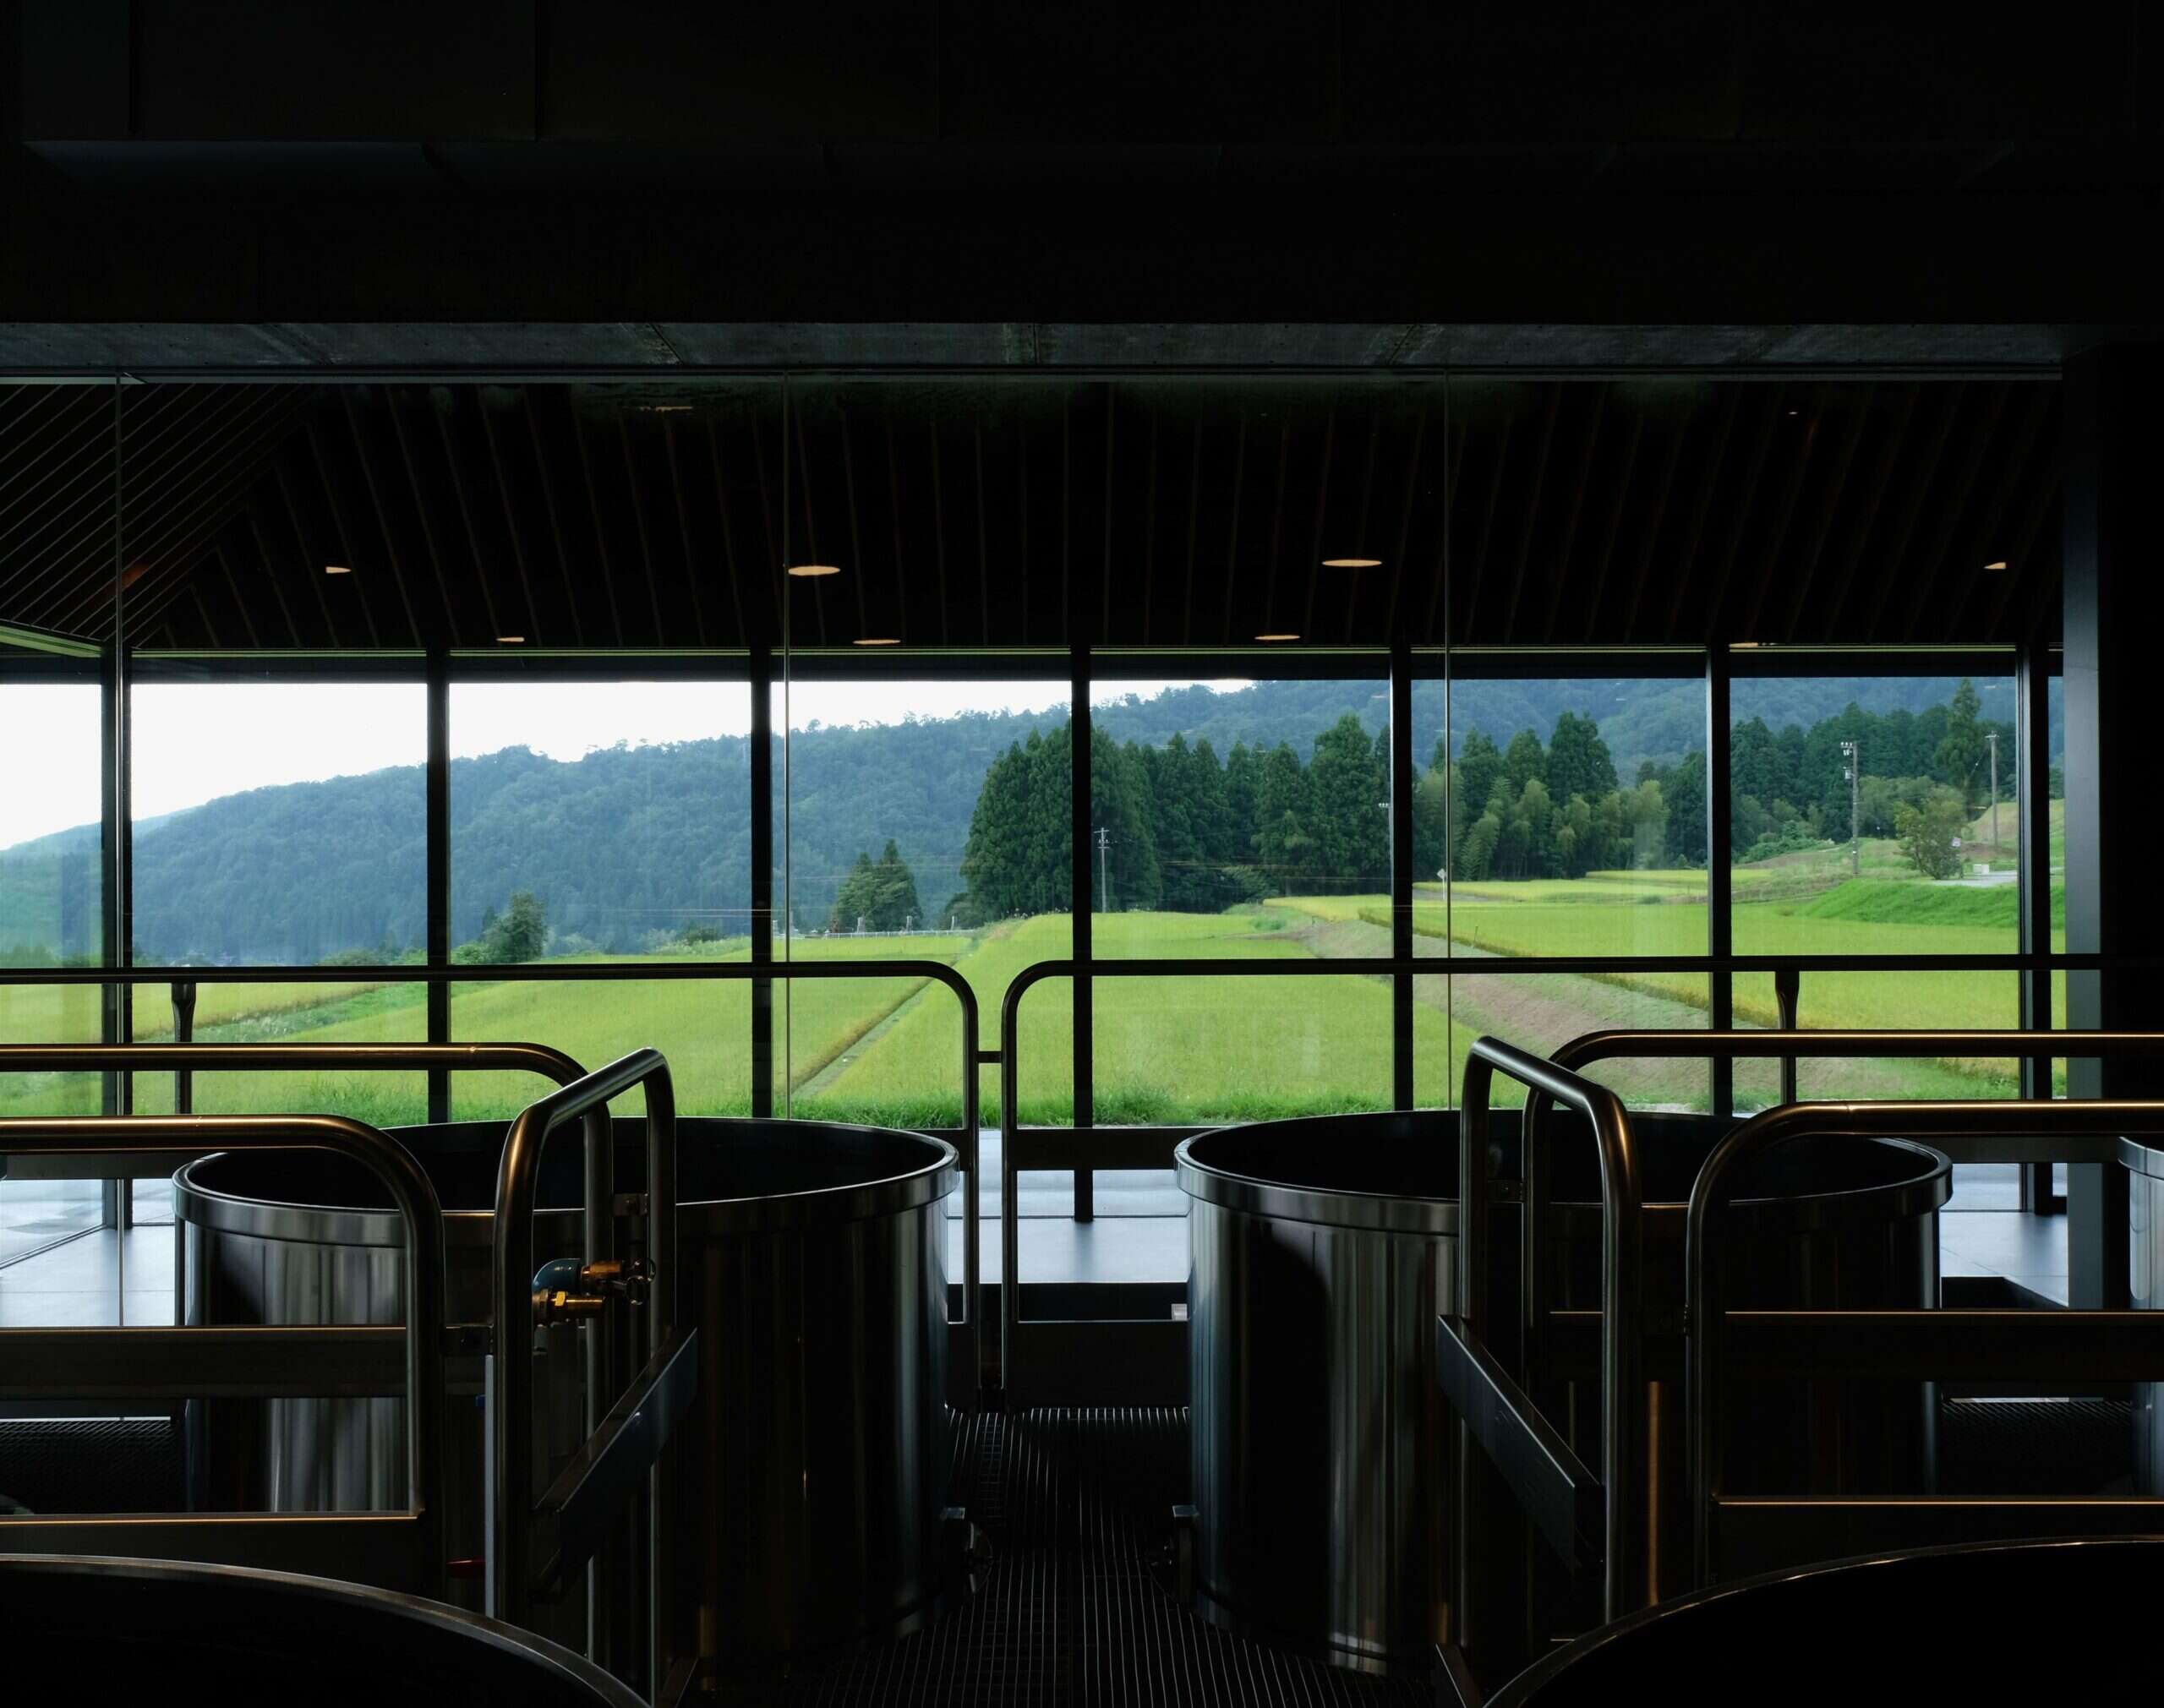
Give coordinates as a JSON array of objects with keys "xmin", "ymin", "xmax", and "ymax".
[
  {"xmin": 1175, "ymin": 1109, "xmax": 1951, "ymax": 1235},
  {"xmin": 175, "ymin": 1115, "xmax": 961, "ymax": 1246},
  {"xmin": 0, "ymin": 1552, "xmax": 645, "ymax": 1706},
  {"xmin": 1485, "ymin": 1536, "xmax": 2162, "ymax": 1706}
]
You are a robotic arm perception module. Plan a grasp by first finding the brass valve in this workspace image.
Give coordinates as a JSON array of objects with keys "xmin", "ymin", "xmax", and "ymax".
[{"xmin": 530, "ymin": 1256, "xmax": 652, "ymax": 1326}]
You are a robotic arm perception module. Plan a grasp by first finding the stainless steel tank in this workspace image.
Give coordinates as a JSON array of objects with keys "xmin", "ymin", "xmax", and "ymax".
[
  {"xmin": 654, "ymin": 1116, "xmax": 959, "ymax": 1667},
  {"xmin": 2126, "ymin": 1135, "xmax": 2164, "ymax": 1490},
  {"xmin": 1487, "ymin": 1537, "xmax": 2157, "ymax": 1703},
  {"xmin": 181, "ymin": 1113, "xmax": 961, "ymax": 1666},
  {"xmin": 0, "ymin": 1553, "xmax": 644, "ymax": 1705},
  {"xmin": 1175, "ymin": 1106, "xmax": 1948, "ymax": 1674},
  {"xmin": 175, "ymin": 1121, "xmax": 588, "ymax": 1608}
]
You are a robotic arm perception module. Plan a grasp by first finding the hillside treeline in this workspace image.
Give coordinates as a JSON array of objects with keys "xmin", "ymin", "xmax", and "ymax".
[
  {"xmin": 956, "ymin": 710, "xmax": 1704, "ymax": 915},
  {"xmin": 1730, "ymin": 679, "xmax": 2023, "ymax": 859}
]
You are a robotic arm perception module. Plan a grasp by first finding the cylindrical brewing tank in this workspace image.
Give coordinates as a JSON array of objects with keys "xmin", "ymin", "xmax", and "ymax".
[
  {"xmin": 2125, "ymin": 1136, "xmax": 2164, "ymax": 1489},
  {"xmin": 176, "ymin": 1123, "xmax": 587, "ymax": 1613},
  {"xmin": 1486, "ymin": 1538, "xmax": 2157, "ymax": 1703},
  {"xmin": 1175, "ymin": 1108, "xmax": 1948, "ymax": 1674},
  {"xmin": 0, "ymin": 1553, "xmax": 645, "ymax": 1705},
  {"xmin": 179, "ymin": 1116, "xmax": 961, "ymax": 1666},
  {"xmin": 660, "ymin": 1117, "xmax": 959, "ymax": 1665}
]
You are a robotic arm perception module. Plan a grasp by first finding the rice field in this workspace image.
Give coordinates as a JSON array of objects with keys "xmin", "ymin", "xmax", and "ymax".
[{"xmin": 0, "ymin": 857, "xmax": 2064, "ymax": 1132}]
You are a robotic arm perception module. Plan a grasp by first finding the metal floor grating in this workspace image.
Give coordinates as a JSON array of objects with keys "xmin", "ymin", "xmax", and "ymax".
[
  {"xmin": 1934, "ymin": 1397, "xmax": 2136, "ymax": 1494},
  {"xmin": 758, "ymin": 1408, "xmax": 1432, "ymax": 1708},
  {"xmin": 0, "ymin": 1416, "xmax": 183, "ymax": 1514}
]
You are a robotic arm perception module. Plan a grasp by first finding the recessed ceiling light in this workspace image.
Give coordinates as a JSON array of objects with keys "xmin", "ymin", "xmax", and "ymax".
[
  {"xmin": 853, "ymin": 636, "xmax": 901, "ymax": 647},
  {"xmin": 1322, "ymin": 557, "xmax": 1382, "ymax": 570},
  {"xmin": 1984, "ymin": 559, "xmax": 2008, "ymax": 571},
  {"xmin": 786, "ymin": 563, "xmax": 841, "ymax": 578},
  {"xmin": 324, "ymin": 564, "xmax": 351, "ymax": 576},
  {"xmin": 1254, "ymin": 631, "xmax": 1300, "ymax": 643},
  {"xmin": 498, "ymin": 635, "xmax": 525, "ymax": 645}
]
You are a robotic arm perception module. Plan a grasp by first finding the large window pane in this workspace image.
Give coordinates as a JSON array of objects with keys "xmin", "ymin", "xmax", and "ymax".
[
  {"xmin": 1730, "ymin": 666, "xmax": 2022, "ymax": 1210},
  {"xmin": 0, "ymin": 674, "xmax": 107, "ymax": 1269},
  {"xmin": 1413, "ymin": 665, "xmax": 1710, "ymax": 1107},
  {"xmin": 777, "ymin": 672, "xmax": 1069, "ymax": 1123},
  {"xmin": 451, "ymin": 977, "xmax": 749, "ymax": 1121},
  {"xmin": 132, "ymin": 679, "xmax": 425, "ymax": 965},
  {"xmin": 446, "ymin": 678, "xmax": 752, "ymax": 1108},
  {"xmin": 1086, "ymin": 672, "xmax": 1391, "ymax": 1121}
]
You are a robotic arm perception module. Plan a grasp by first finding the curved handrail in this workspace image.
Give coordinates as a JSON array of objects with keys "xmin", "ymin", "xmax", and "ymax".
[
  {"xmin": 1526, "ymin": 1028, "xmax": 2164, "ymax": 1394},
  {"xmin": 0, "ymin": 1112, "xmax": 447, "ymax": 1597},
  {"xmin": 1462, "ymin": 1035, "xmax": 1648, "ymax": 1621},
  {"xmin": 0, "ymin": 962, "xmax": 986, "ymax": 1392},
  {"xmin": 997, "ymin": 953, "xmax": 1441, "ymax": 1383},
  {"xmin": 489, "ymin": 1048, "xmax": 676, "ymax": 1631},
  {"xmin": 1684, "ymin": 1096, "xmax": 2164, "ymax": 1591}
]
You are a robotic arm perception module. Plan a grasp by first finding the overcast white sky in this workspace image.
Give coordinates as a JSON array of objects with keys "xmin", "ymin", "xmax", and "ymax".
[{"xmin": 0, "ymin": 676, "xmax": 1242, "ymax": 848}]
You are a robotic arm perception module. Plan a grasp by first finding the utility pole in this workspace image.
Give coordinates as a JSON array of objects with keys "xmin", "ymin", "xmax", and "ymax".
[
  {"xmin": 1839, "ymin": 739, "xmax": 1861, "ymax": 876},
  {"xmin": 1095, "ymin": 825, "xmax": 1112, "ymax": 914},
  {"xmin": 1986, "ymin": 729, "xmax": 2000, "ymax": 864}
]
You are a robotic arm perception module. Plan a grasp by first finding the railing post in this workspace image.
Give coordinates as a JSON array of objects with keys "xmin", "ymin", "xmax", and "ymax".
[
  {"xmin": 171, "ymin": 980, "xmax": 197, "ymax": 1112},
  {"xmin": 1773, "ymin": 965, "xmax": 1800, "ymax": 1105}
]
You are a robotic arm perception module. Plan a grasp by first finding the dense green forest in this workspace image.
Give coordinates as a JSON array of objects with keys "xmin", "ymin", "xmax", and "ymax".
[
  {"xmin": 0, "ymin": 674, "xmax": 2057, "ymax": 965},
  {"xmin": 956, "ymin": 678, "xmax": 2024, "ymax": 913}
]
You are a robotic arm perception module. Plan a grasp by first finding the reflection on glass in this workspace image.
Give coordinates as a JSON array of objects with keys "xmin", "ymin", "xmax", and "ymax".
[{"xmin": 0, "ymin": 679, "xmax": 107, "ymax": 1260}]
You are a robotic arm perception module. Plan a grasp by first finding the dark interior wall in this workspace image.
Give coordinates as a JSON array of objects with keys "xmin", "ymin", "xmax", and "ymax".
[{"xmin": 3, "ymin": 5, "xmax": 2161, "ymax": 343}]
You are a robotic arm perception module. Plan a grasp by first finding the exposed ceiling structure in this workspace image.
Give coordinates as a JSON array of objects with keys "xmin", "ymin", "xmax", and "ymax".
[{"xmin": 0, "ymin": 378, "xmax": 2061, "ymax": 652}]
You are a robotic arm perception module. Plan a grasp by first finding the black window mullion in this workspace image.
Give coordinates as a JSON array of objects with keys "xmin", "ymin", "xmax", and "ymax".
[
  {"xmin": 1706, "ymin": 647, "xmax": 1734, "ymax": 1117},
  {"xmin": 1390, "ymin": 648, "xmax": 1414, "ymax": 1110},
  {"xmin": 425, "ymin": 647, "xmax": 450, "ymax": 1121}
]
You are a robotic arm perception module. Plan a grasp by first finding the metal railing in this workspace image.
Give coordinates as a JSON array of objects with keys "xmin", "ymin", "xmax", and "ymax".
[
  {"xmin": 0, "ymin": 1110, "xmax": 448, "ymax": 1596},
  {"xmin": 0, "ymin": 958, "xmax": 986, "ymax": 1388},
  {"xmin": 1455, "ymin": 1037, "xmax": 1647, "ymax": 1623},
  {"xmin": 0, "ymin": 947, "xmax": 2130, "ymax": 1403},
  {"xmin": 1686, "ymin": 1096, "xmax": 2164, "ymax": 1591},
  {"xmin": 490, "ymin": 1047, "xmax": 690, "ymax": 1698}
]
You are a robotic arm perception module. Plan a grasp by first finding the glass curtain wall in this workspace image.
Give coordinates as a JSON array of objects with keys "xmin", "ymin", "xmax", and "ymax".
[
  {"xmin": 0, "ymin": 384, "xmax": 114, "ymax": 1297},
  {"xmin": 0, "ymin": 373, "xmax": 2070, "ymax": 1342},
  {"xmin": 447, "ymin": 673, "xmax": 755, "ymax": 1120},
  {"xmin": 1418, "ymin": 655, "xmax": 1713, "ymax": 1110}
]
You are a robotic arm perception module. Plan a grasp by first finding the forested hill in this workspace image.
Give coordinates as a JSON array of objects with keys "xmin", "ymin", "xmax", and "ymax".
[{"xmin": 0, "ymin": 674, "xmax": 2062, "ymax": 965}]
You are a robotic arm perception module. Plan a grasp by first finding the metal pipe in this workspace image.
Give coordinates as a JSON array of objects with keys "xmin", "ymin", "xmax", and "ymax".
[
  {"xmin": 1462, "ymin": 1034, "xmax": 1648, "ymax": 1622},
  {"xmin": 0, "ymin": 1112, "xmax": 448, "ymax": 1597},
  {"xmin": 1685, "ymin": 1097, "xmax": 2164, "ymax": 1591}
]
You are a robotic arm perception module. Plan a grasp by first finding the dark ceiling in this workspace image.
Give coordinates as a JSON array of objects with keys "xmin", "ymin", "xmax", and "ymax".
[
  {"xmin": 3, "ymin": 8, "xmax": 2161, "ymax": 350},
  {"xmin": 0, "ymin": 378, "xmax": 2061, "ymax": 652}
]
